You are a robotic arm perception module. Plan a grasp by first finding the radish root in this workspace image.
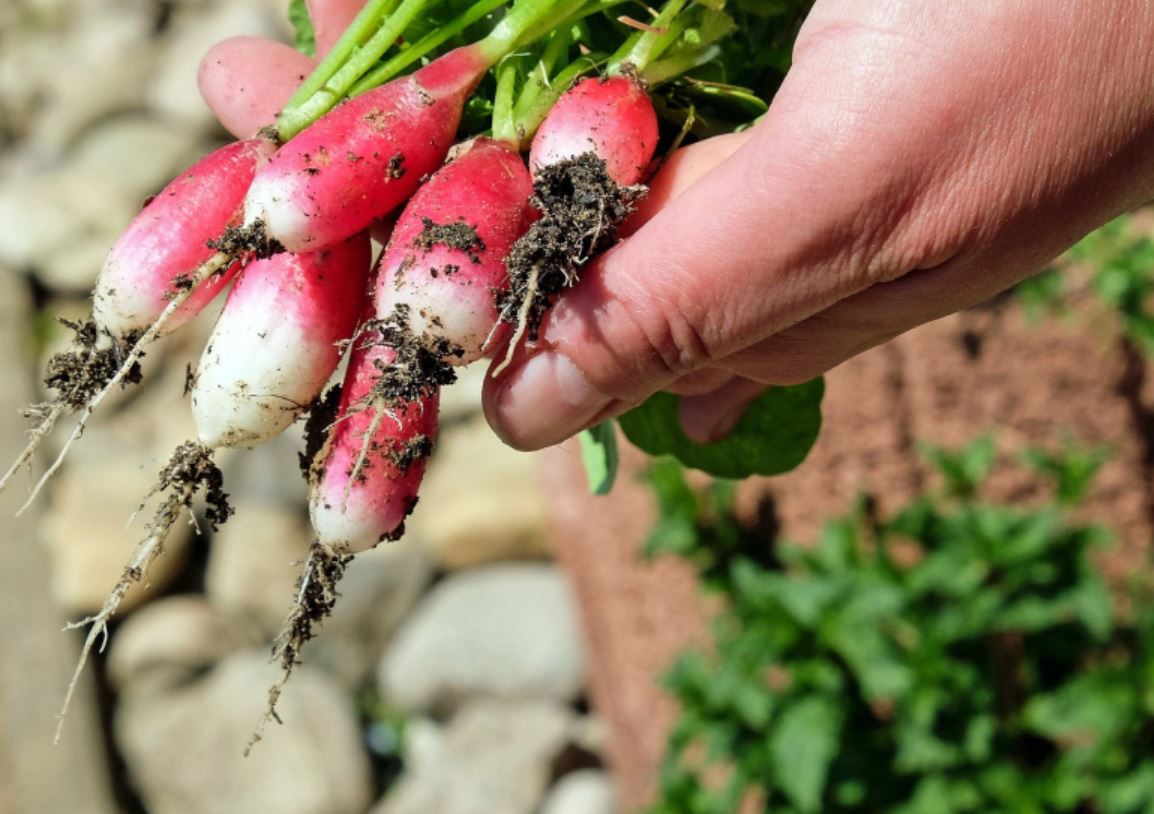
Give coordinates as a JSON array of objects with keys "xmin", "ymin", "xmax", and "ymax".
[
  {"xmin": 15, "ymin": 252, "xmax": 232, "ymax": 516},
  {"xmin": 55, "ymin": 442, "xmax": 232, "ymax": 743},
  {"xmin": 247, "ymin": 542, "xmax": 350, "ymax": 756}
]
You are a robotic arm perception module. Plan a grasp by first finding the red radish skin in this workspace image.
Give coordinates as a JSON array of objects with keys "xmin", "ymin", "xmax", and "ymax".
[
  {"xmin": 309, "ymin": 342, "xmax": 438, "ymax": 554},
  {"xmin": 529, "ymin": 75, "xmax": 660, "ymax": 185},
  {"xmin": 93, "ymin": 138, "xmax": 272, "ymax": 338},
  {"xmin": 375, "ymin": 137, "xmax": 534, "ymax": 364},
  {"xmin": 244, "ymin": 46, "xmax": 492, "ymax": 254},
  {"xmin": 192, "ymin": 233, "xmax": 371, "ymax": 449}
]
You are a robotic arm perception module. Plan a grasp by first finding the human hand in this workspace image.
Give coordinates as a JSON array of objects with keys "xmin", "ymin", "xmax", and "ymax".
[
  {"xmin": 200, "ymin": 2, "xmax": 1154, "ymax": 452},
  {"xmin": 482, "ymin": 1, "xmax": 1154, "ymax": 450}
]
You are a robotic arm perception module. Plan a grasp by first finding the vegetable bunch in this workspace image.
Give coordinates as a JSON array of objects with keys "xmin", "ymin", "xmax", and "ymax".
[{"xmin": 2, "ymin": 0, "xmax": 809, "ymax": 738}]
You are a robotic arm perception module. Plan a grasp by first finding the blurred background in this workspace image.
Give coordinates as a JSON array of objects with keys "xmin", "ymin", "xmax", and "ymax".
[{"xmin": 2, "ymin": 1, "xmax": 1153, "ymax": 813}]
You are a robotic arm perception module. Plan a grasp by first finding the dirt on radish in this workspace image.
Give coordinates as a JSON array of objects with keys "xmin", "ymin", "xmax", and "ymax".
[
  {"xmin": 43, "ymin": 319, "xmax": 143, "ymax": 411},
  {"xmin": 499, "ymin": 152, "xmax": 646, "ymax": 344}
]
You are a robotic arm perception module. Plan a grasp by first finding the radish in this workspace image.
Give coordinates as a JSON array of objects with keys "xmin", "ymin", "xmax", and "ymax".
[
  {"xmin": 376, "ymin": 137, "xmax": 535, "ymax": 365},
  {"xmin": 257, "ymin": 324, "xmax": 440, "ymax": 750},
  {"xmin": 529, "ymin": 74, "xmax": 660, "ymax": 187},
  {"xmin": 493, "ymin": 73, "xmax": 658, "ymax": 373},
  {"xmin": 92, "ymin": 138, "xmax": 272, "ymax": 338},
  {"xmin": 308, "ymin": 339, "xmax": 440, "ymax": 554},
  {"xmin": 192, "ymin": 233, "xmax": 372, "ymax": 449}
]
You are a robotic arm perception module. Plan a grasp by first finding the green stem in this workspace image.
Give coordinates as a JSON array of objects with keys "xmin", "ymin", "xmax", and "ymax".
[
  {"xmin": 475, "ymin": 0, "xmax": 587, "ymax": 65},
  {"xmin": 511, "ymin": 53, "xmax": 598, "ymax": 145},
  {"xmin": 610, "ymin": 0, "xmax": 689, "ymax": 73},
  {"xmin": 282, "ymin": 0, "xmax": 401, "ymax": 114},
  {"xmin": 491, "ymin": 57, "xmax": 521, "ymax": 143},
  {"xmin": 348, "ymin": 0, "xmax": 510, "ymax": 97},
  {"xmin": 276, "ymin": 0, "xmax": 434, "ymax": 140},
  {"xmin": 513, "ymin": 0, "xmax": 627, "ymax": 49},
  {"xmin": 642, "ymin": 43, "xmax": 720, "ymax": 86},
  {"xmin": 511, "ymin": 27, "xmax": 572, "ymax": 129}
]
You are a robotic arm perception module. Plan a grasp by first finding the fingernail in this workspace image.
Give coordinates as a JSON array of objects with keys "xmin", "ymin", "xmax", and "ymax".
[{"xmin": 489, "ymin": 352, "xmax": 612, "ymax": 450}]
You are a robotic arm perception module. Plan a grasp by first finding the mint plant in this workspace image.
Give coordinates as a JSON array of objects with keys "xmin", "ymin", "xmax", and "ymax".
[{"xmin": 646, "ymin": 440, "xmax": 1154, "ymax": 814}]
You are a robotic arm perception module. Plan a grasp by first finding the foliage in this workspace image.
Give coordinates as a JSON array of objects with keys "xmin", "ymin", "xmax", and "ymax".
[
  {"xmin": 287, "ymin": 0, "xmax": 317, "ymax": 57},
  {"xmin": 1018, "ymin": 214, "xmax": 1154, "ymax": 354},
  {"xmin": 645, "ymin": 439, "xmax": 1154, "ymax": 814},
  {"xmin": 619, "ymin": 379, "xmax": 825, "ymax": 480}
]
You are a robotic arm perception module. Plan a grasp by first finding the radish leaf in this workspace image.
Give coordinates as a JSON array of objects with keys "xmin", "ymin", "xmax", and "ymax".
[
  {"xmin": 619, "ymin": 378, "xmax": 824, "ymax": 478},
  {"xmin": 579, "ymin": 422, "xmax": 619, "ymax": 495},
  {"xmin": 288, "ymin": 0, "xmax": 316, "ymax": 57}
]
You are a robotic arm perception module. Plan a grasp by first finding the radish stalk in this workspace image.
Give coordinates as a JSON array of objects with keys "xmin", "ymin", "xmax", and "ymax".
[{"xmin": 274, "ymin": 0, "xmax": 437, "ymax": 141}]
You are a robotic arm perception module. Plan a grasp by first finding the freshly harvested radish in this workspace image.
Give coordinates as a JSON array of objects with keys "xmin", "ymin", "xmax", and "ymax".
[
  {"xmin": 376, "ymin": 137, "xmax": 535, "ymax": 365},
  {"xmin": 94, "ymin": 138, "xmax": 273, "ymax": 338},
  {"xmin": 0, "ymin": 139, "xmax": 275, "ymax": 504},
  {"xmin": 242, "ymin": 48, "xmax": 486, "ymax": 254},
  {"xmin": 308, "ymin": 339, "xmax": 440, "ymax": 554},
  {"xmin": 192, "ymin": 233, "xmax": 372, "ymax": 449},
  {"xmin": 494, "ymin": 74, "xmax": 658, "ymax": 371},
  {"xmin": 529, "ymin": 74, "xmax": 659, "ymax": 186}
]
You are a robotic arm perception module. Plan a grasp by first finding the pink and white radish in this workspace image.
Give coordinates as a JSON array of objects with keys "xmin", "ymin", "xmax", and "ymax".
[
  {"xmin": 0, "ymin": 139, "xmax": 274, "ymax": 504},
  {"xmin": 94, "ymin": 138, "xmax": 273, "ymax": 338},
  {"xmin": 529, "ymin": 74, "xmax": 659, "ymax": 186},
  {"xmin": 493, "ymin": 74, "xmax": 660, "ymax": 372},
  {"xmin": 309, "ymin": 339, "xmax": 440, "ymax": 554},
  {"xmin": 192, "ymin": 233, "xmax": 371, "ymax": 449},
  {"xmin": 245, "ymin": 47, "xmax": 491, "ymax": 254},
  {"xmin": 376, "ymin": 136, "xmax": 534, "ymax": 364}
]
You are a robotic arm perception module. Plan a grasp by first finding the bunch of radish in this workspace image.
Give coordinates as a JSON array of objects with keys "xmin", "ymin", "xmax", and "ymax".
[{"xmin": 2, "ymin": 0, "xmax": 756, "ymax": 739}]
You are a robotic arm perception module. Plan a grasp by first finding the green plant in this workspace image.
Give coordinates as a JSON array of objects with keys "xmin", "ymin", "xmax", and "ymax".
[
  {"xmin": 646, "ymin": 439, "xmax": 1154, "ymax": 814},
  {"xmin": 1018, "ymin": 213, "xmax": 1154, "ymax": 354}
]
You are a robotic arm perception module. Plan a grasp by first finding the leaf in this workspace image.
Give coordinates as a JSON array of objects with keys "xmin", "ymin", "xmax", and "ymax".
[
  {"xmin": 643, "ymin": 459, "xmax": 700, "ymax": 559},
  {"xmin": 769, "ymin": 694, "xmax": 843, "ymax": 812},
  {"xmin": 288, "ymin": 0, "xmax": 316, "ymax": 57},
  {"xmin": 619, "ymin": 379, "xmax": 824, "ymax": 479},
  {"xmin": 578, "ymin": 422, "xmax": 619, "ymax": 495}
]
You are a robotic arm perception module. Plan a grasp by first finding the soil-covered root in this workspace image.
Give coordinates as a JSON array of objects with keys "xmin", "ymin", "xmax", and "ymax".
[
  {"xmin": 247, "ymin": 542, "xmax": 351, "ymax": 755},
  {"xmin": 491, "ymin": 152, "xmax": 645, "ymax": 375},
  {"xmin": 0, "ymin": 320, "xmax": 142, "ymax": 498},
  {"xmin": 12, "ymin": 221, "xmax": 280, "ymax": 515},
  {"xmin": 56, "ymin": 442, "xmax": 231, "ymax": 743}
]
